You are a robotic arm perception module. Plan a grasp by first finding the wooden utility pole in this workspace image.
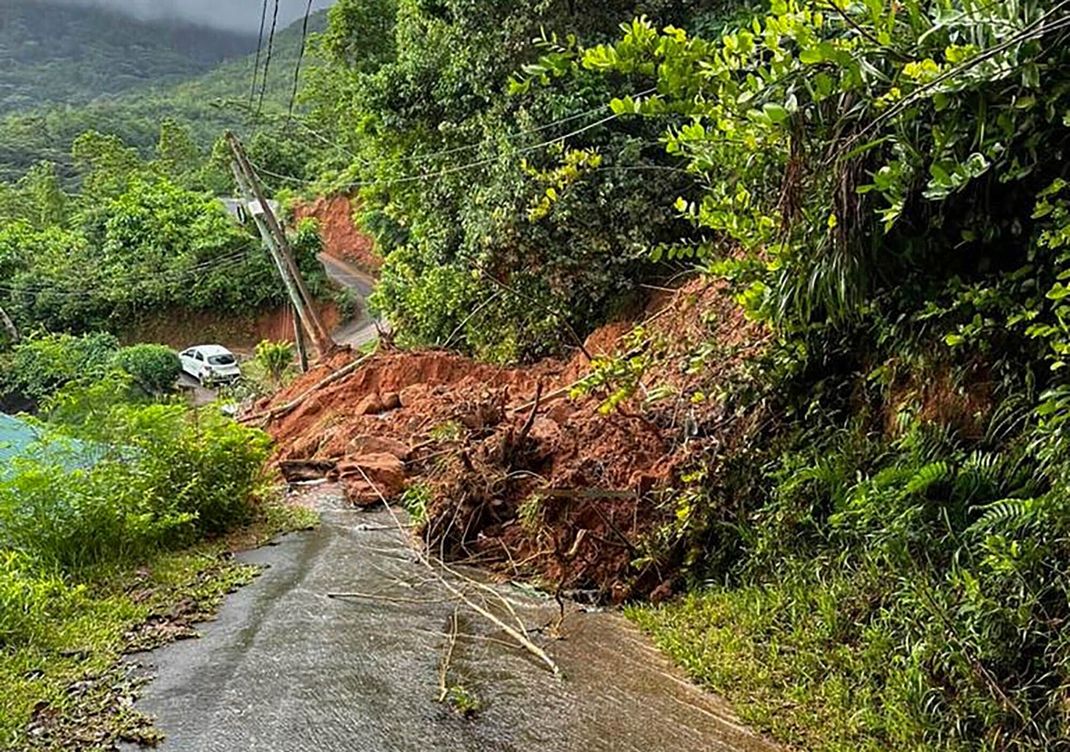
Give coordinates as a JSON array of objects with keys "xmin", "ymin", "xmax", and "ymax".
[
  {"xmin": 292, "ymin": 304, "xmax": 309, "ymax": 373},
  {"xmin": 226, "ymin": 131, "xmax": 336, "ymax": 358}
]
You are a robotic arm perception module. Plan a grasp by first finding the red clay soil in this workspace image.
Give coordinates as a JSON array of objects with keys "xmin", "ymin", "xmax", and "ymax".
[
  {"xmin": 293, "ymin": 195, "xmax": 381, "ymax": 274},
  {"xmin": 250, "ymin": 276, "xmax": 768, "ymax": 602},
  {"xmin": 120, "ymin": 302, "xmax": 341, "ymax": 353}
]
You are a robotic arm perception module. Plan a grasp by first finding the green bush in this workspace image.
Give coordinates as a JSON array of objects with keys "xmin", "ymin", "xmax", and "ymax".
[
  {"xmin": 0, "ymin": 331, "xmax": 118, "ymax": 402},
  {"xmin": 111, "ymin": 343, "xmax": 181, "ymax": 394},
  {"xmin": 254, "ymin": 340, "xmax": 295, "ymax": 388},
  {"xmin": 0, "ymin": 382, "xmax": 272, "ymax": 572}
]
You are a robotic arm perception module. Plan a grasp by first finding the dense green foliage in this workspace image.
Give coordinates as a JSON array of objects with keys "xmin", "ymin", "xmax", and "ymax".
[
  {"xmin": 110, "ymin": 344, "xmax": 182, "ymax": 395},
  {"xmin": 304, "ymin": 0, "xmax": 749, "ymax": 361},
  {"xmin": 2, "ymin": 334, "xmax": 180, "ymax": 408},
  {"xmin": 0, "ymin": 332, "xmax": 119, "ymax": 403},
  {"xmin": 0, "ymin": 121, "xmax": 330, "ymax": 338},
  {"xmin": 0, "ymin": 10, "xmax": 326, "ymax": 186},
  {"xmin": 0, "ymin": 1, "xmax": 255, "ymax": 116},
  {"xmin": 551, "ymin": 1, "xmax": 1070, "ymax": 748}
]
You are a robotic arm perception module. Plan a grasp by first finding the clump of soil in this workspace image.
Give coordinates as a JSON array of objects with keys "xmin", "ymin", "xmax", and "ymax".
[
  {"xmin": 293, "ymin": 195, "xmax": 381, "ymax": 274},
  {"xmin": 251, "ymin": 276, "xmax": 768, "ymax": 601}
]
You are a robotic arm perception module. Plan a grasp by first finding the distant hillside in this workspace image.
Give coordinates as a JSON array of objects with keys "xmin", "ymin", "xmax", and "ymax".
[
  {"xmin": 0, "ymin": 0, "xmax": 258, "ymax": 115},
  {"xmin": 0, "ymin": 9, "xmax": 327, "ymax": 184}
]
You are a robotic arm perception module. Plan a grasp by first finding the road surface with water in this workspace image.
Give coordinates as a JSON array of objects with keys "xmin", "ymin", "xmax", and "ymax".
[{"xmin": 123, "ymin": 485, "xmax": 776, "ymax": 752}]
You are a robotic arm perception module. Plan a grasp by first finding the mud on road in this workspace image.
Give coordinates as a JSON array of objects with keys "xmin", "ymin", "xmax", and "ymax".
[{"xmin": 123, "ymin": 485, "xmax": 775, "ymax": 752}]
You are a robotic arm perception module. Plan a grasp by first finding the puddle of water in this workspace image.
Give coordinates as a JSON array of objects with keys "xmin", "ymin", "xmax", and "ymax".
[{"xmin": 123, "ymin": 487, "xmax": 776, "ymax": 752}]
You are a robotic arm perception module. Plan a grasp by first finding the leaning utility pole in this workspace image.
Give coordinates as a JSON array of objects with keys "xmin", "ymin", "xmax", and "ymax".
[
  {"xmin": 292, "ymin": 303, "xmax": 309, "ymax": 373},
  {"xmin": 226, "ymin": 131, "xmax": 336, "ymax": 358}
]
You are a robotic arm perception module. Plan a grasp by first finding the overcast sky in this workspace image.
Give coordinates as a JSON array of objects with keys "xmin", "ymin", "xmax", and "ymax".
[{"xmin": 46, "ymin": 0, "xmax": 336, "ymax": 34}]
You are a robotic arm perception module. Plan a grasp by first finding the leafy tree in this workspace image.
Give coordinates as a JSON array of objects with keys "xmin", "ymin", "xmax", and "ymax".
[
  {"xmin": 154, "ymin": 118, "xmax": 204, "ymax": 187},
  {"xmin": 306, "ymin": 0, "xmax": 725, "ymax": 360},
  {"xmin": 71, "ymin": 131, "xmax": 142, "ymax": 202}
]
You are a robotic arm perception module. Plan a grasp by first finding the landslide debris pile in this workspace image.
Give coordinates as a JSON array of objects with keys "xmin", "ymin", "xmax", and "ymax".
[{"xmin": 250, "ymin": 277, "xmax": 766, "ymax": 601}]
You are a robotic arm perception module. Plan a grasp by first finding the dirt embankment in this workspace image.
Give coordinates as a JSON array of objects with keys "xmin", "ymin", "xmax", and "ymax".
[
  {"xmin": 250, "ymin": 277, "xmax": 768, "ymax": 602},
  {"xmin": 120, "ymin": 302, "xmax": 342, "ymax": 353},
  {"xmin": 293, "ymin": 195, "xmax": 381, "ymax": 275}
]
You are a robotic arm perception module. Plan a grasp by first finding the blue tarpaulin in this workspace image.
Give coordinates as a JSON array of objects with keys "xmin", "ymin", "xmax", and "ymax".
[{"xmin": 0, "ymin": 413, "xmax": 97, "ymax": 476}]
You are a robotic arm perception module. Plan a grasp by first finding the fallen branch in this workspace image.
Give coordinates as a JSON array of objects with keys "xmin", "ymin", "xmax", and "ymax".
[
  {"xmin": 351, "ymin": 463, "xmax": 561, "ymax": 676},
  {"xmin": 516, "ymin": 383, "xmax": 542, "ymax": 446},
  {"xmin": 437, "ymin": 608, "xmax": 460, "ymax": 703},
  {"xmin": 241, "ymin": 352, "xmax": 375, "ymax": 424}
]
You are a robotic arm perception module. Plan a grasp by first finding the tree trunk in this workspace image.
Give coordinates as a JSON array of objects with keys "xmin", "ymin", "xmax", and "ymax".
[{"xmin": 0, "ymin": 305, "xmax": 18, "ymax": 344}]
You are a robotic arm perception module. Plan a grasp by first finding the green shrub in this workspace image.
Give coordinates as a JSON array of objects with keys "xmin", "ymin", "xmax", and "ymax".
[
  {"xmin": 111, "ymin": 343, "xmax": 181, "ymax": 394},
  {"xmin": 1, "ymin": 331, "xmax": 117, "ymax": 402},
  {"xmin": 0, "ymin": 383, "xmax": 272, "ymax": 572},
  {"xmin": 254, "ymin": 340, "xmax": 295, "ymax": 387}
]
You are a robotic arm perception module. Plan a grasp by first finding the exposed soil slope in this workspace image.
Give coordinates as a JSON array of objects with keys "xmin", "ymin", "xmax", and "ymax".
[
  {"xmin": 250, "ymin": 276, "xmax": 767, "ymax": 601},
  {"xmin": 294, "ymin": 196, "xmax": 381, "ymax": 274},
  {"xmin": 121, "ymin": 301, "xmax": 342, "ymax": 352}
]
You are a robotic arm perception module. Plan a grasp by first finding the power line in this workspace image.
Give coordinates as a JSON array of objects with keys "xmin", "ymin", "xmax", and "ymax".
[
  {"xmin": 0, "ymin": 249, "xmax": 264, "ymax": 299},
  {"xmin": 378, "ymin": 92, "xmax": 654, "ymax": 167},
  {"xmin": 288, "ymin": 0, "xmax": 316, "ymax": 119},
  {"xmin": 256, "ymin": 0, "xmax": 282, "ymax": 117},
  {"xmin": 250, "ymin": 103, "xmax": 655, "ymax": 190},
  {"xmin": 249, "ymin": 0, "xmax": 270, "ymax": 109}
]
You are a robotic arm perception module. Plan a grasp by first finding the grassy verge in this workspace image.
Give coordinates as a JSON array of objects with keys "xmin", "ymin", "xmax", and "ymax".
[
  {"xmin": 627, "ymin": 579, "xmax": 938, "ymax": 752},
  {"xmin": 0, "ymin": 499, "xmax": 318, "ymax": 750}
]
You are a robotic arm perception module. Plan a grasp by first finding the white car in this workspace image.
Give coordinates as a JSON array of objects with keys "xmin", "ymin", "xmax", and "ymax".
[{"xmin": 179, "ymin": 345, "xmax": 242, "ymax": 385}]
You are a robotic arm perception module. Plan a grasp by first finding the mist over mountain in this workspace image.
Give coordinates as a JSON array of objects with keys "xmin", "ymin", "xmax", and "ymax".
[
  {"xmin": 0, "ymin": 1, "xmax": 262, "ymax": 115},
  {"xmin": 39, "ymin": 0, "xmax": 335, "ymax": 33},
  {"xmin": 0, "ymin": 6, "xmax": 329, "ymax": 184}
]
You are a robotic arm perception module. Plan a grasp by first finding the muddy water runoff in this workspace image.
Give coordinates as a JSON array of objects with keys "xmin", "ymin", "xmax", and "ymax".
[{"xmin": 124, "ymin": 485, "xmax": 775, "ymax": 752}]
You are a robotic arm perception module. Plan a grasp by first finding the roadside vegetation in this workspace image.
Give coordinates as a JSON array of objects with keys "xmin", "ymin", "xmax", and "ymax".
[
  {"xmin": 0, "ymin": 371, "xmax": 315, "ymax": 747},
  {"xmin": 556, "ymin": 3, "xmax": 1068, "ymax": 749},
  {"xmin": 0, "ymin": 128, "xmax": 330, "ymax": 338}
]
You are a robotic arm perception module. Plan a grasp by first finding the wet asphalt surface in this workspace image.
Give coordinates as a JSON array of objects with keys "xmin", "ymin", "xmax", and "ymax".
[
  {"xmin": 123, "ymin": 488, "xmax": 776, "ymax": 752},
  {"xmin": 319, "ymin": 254, "xmax": 388, "ymax": 349}
]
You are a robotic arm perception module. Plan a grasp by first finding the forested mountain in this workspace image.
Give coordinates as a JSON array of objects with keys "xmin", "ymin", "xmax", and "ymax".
[
  {"xmin": 0, "ymin": 0, "xmax": 257, "ymax": 114},
  {"xmin": 0, "ymin": 6, "xmax": 326, "ymax": 184}
]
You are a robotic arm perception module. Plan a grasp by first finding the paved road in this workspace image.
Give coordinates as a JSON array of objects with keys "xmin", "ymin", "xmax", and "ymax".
[
  {"xmin": 176, "ymin": 373, "xmax": 218, "ymax": 407},
  {"xmin": 123, "ymin": 487, "xmax": 777, "ymax": 752},
  {"xmin": 318, "ymin": 254, "xmax": 388, "ymax": 349}
]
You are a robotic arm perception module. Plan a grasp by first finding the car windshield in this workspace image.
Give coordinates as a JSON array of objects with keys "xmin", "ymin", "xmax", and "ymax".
[{"xmin": 208, "ymin": 354, "xmax": 236, "ymax": 366}]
